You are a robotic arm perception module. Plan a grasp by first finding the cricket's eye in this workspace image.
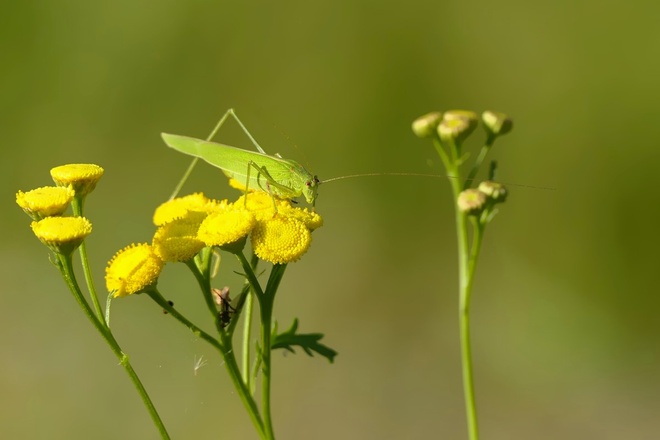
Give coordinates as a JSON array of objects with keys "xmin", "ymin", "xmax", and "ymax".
[{"xmin": 306, "ymin": 181, "xmax": 311, "ymax": 187}]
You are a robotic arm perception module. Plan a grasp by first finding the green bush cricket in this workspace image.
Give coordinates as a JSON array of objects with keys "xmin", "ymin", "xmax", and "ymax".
[
  {"xmin": 162, "ymin": 109, "xmax": 320, "ymax": 208},
  {"xmin": 162, "ymin": 109, "xmax": 552, "ymax": 208}
]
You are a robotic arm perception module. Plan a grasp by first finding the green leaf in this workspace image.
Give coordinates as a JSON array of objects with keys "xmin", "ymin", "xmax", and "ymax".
[{"xmin": 271, "ymin": 319, "xmax": 337, "ymax": 363}]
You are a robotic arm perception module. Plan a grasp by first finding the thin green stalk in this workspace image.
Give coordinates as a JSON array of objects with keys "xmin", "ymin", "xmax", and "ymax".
[
  {"xmin": 260, "ymin": 296, "xmax": 275, "ymax": 440},
  {"xmin": 451, "ymin": 183, "xmax": 480, "ymax": 440},
  {"xmin": 443, "ymin": 144, "xmax": 480, "ymax": 440},
  {"xmin": 242, "ymin": 289, "xmax": 254, "ymax": 388},
  {"xmin": 58, "ymin": 254, "xmax": 170, "ymax": 439},
  {"xmin": 185, "ymin": 258, "xmax": 218, "ymax": 322},
  {"xmin": 240, "ymin": 253, "xmax": 259, "ymax": 390},
  {"xmin": 146, "ymin": 288, "xmax": 267, "ymax": 439},
  {"xmin": 464, "ymin": 134, "xmax": 496, "ymax": 190},
  {"xmin": 70, "ymin": 196, "xmax": 105, "ymax": 323},
  {"xmin": 460, "ymin": 218, "xmax": 485, "ymax": 440},
  {"xmin": 236, "ymin": 252, "xmax": 265, "ymax": 296},
  {"xmin": 259, "ymin": 264, "xmax": 287, "ymax": 440}
]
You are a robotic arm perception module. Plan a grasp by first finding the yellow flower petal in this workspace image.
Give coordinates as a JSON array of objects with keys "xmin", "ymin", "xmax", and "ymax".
[
  {"xmin": 16, "ymin": 186, "xmax": 75, "ymax": 219},
  {"xmin": 30, "ymin": 216, "xmax": 92, "ymax": 254},
  {"xmin": 153, "ymin": 219, "xmax": 205, "ymax": 262},
  {"xmin": 50, "ymin": 164, "xmax": 104, "ymax": 196},
  {"xmin": 106, "ymin": 243, "xmax": 164, "ymax": 298},
  {"xmin": 251, "ymin": 216, "xmax": 311, "ymax": 264}
]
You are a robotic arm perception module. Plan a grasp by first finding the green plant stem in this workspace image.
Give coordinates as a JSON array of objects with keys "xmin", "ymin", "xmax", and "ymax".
[
  {"xmin": 443, "ymin": 145, "xmax": 480, "ymax": 440},
  {"xmin": 464, "ymin": 134, "xmax": 496, "ymax": 190},
  {"xmin": 236, "ymin": 252, "xmax": 265, "ymax": 296},
  {"xmin": 57, "ymin": 254, "xmax": 170, "ymax": 439},
  {"xmin": 70, "ymin": 196, "xmax": 105, "ymax": 323},
  {"xmin": 146, "ymin": 288, "xmax": 266, "ymax": 439},
  {"xmin": 236, "ymin": 253, "xmax": 286, "ymax": 440},
  {"xmin": 185, "ymin": 257, "xmax": 218, "ymax": 323},
  {"xmin": 259, "ymin": 264, "xmax": 287, "ymax": 440},
  {"xmin": 240, "ymin": 254, "xmax": 259, "ymax": 389},
  {"xmin": 242, "ymin": 289, "xmax": 254, "ymax": 389}
]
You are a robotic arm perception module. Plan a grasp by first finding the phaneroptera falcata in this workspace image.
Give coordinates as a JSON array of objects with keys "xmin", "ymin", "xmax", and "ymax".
[
  {"xmin": 162, "ymin": 108, "xmax": 320, "ymax": 207},
  {"xmin": 162, "ymin": 109, "xmax": 552, "ymax": 208}
]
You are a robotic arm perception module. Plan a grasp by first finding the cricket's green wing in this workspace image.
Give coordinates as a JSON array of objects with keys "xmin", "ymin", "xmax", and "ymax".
[{"xmin": 161, "ymin": 133, "xmax": 319, "ymax": 204}]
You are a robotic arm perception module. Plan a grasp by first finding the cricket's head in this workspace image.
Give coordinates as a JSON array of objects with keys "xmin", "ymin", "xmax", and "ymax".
[{"xmin": 303, "ymin": 175, "xmax": 321, "ymax": 207}]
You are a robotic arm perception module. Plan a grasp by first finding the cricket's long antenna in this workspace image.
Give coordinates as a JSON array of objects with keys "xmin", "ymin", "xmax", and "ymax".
[
  {"xmin": 321, "ymin": 172, "xmax": 557, "ymax": 191},
  {"xmin": 321, "ymin": 172, "xmax": 444, "ymax": 183}
]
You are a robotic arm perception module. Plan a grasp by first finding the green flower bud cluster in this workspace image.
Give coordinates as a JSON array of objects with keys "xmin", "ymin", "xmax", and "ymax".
[{"xmin": 412, "ymin": 109, "xmax": 512, "ymax": 143}]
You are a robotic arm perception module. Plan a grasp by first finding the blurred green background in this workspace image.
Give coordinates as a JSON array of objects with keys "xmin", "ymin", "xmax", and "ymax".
[{"xmin": 3, "ymin": 0, "xmax": 659, "ymax": 438}]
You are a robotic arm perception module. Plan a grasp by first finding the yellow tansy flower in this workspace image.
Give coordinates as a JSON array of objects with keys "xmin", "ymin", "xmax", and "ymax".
[
  {"xmin": 30, "ymin": 216, "xmax": 92, "ymax": 255},
  {"xmin": 50, "ymin": 164, "xmax": 104, "ymax": 196},
  {"xmin": 106, "ymin": 243, "xmax": 164, "ymax": 298},
  {"xmin": 16, "ymin": 186, "xmax": 75, "ymax": 219},
  {"xmin": 198, "ymin": 207, "xmax": 256, "ymax": 248},
  {"xmin": 153, "ymin": 193, "xmax": 226, "ymax": 226},
  {"xmin": 251, "ymin": 216, "xmax": 312, "ymax": 264},
  {"xmin": 236, "ymin": 192, "xmax": 290, "ymax": 220},
  {"xmin": 153, "ymin": 219, "xmax": 205, "ymax": 262},
  {"xmin": 279, "ymin": 205, "xmax": 324, "ymax": 231}
]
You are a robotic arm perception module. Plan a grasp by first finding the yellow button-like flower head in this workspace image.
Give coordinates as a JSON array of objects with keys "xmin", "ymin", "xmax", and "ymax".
[
  {"xmin": 106, "ymin": 243, "xmax": 164, "ymax": 298},
  {"xmin": 198, "ymin": 206, "xmax": 256, "ymax": 251},
  {"xmin": 153, "ymin": 218, "xmax": 205, "ymax": 262},
  {"xmin": 251, "ymin": 215, "xmax": 312, "ymax": 264},
  {"xmin": 279, "ymin": 205, "xmax": 324, "ymax": 231},
  {"xmin": 50, "ymin": 164, "xmax": 104, "ymax": 197},
  {"xmin": 153, "ymin": 193, "xmax": 225, "ymax": 226},
  {"xmin": 16, "ymin": 186, "xmax": 75, "ymax": 220},
  {"xmin": 30, "ymin": 216, "xmax": 92, "ymax": 255}
]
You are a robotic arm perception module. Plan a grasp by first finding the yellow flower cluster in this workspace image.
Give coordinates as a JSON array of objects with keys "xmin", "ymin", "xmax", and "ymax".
[
  {"xmin": 16, "ymin": 164, "xmax": 103, "ymax": 254},
  {"xmin": 152, "ymin": 191, "xmax": 322, "ymax": 265},
  {"xmin": 106, "ymin": 191, "xmax": 322, "ymax": 297}
]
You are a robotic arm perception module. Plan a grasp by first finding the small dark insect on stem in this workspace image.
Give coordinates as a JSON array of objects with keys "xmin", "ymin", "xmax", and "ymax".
[
  {"xmin": 212, "ymin": 287, "xmax": 236, "ymax": 328},
  {"xmin": 162, "ymin": 300, "xmax": 174, "ymax": 314}
]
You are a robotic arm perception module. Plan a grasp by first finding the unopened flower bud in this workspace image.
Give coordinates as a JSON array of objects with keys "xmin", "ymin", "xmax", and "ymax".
[
  {"xmin": 457, "ymin": 189, "xmax": 487, "ymax": 215},
  {"xmin": 412, "ymin": 112, "xmax": 443, "ymax": 138},
  {"xmin": 478, "ymin": 180, "xmax": 508, "ymax": 203},
  {"xmin": 443, "ymin": 110, "xmax": 479, "ymax": 124},
  {"xmin": 437, "ymin": 118, "xmax": 475, "ymax": 143},
  {"xmin": 482, "ymin": 111, "xmax": 513, "ymax": 137}
]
